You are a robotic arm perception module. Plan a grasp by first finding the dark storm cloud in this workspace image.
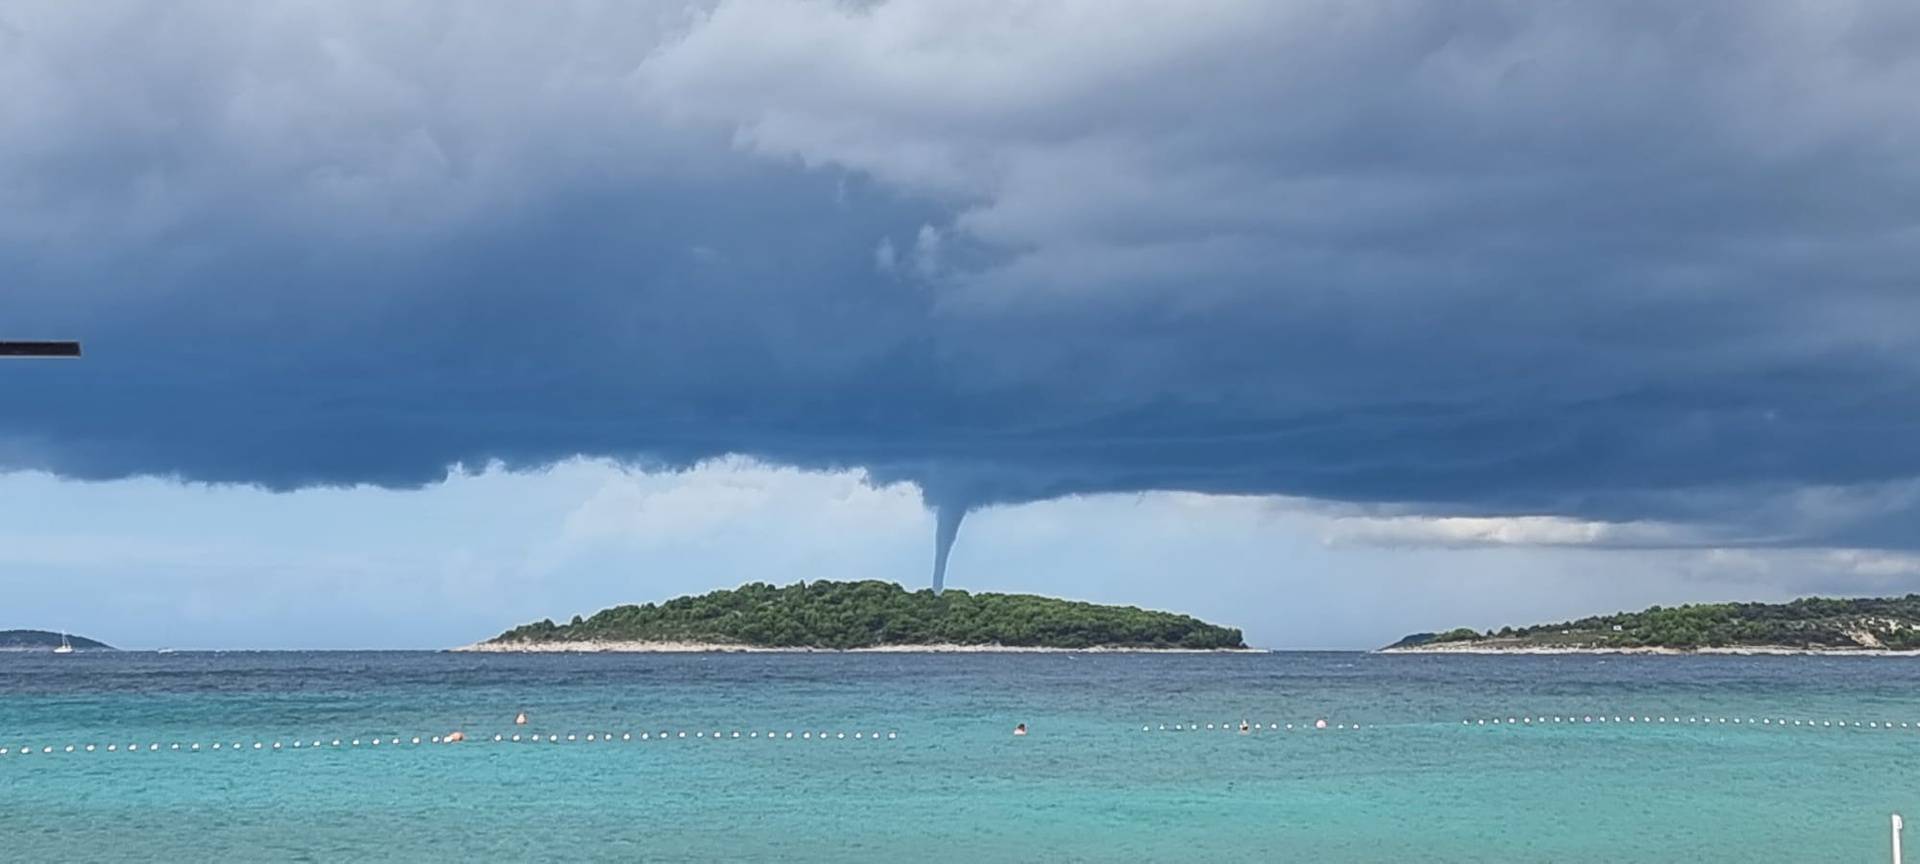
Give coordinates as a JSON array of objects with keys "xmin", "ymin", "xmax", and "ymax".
[{"xmin": 4, "ymin": 1, "xmax": 1920, "ymax": 549}]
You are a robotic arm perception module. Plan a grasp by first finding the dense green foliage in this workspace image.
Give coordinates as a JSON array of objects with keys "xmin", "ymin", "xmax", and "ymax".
[
  {"xmin": 490, "ymin": 580, "xmax": 1246, "ymax": 650},
  {"xmin": 1407, "ymin": 595, "xmax": 1920, "ymax": 650},
  {"xmin": 0, "ymin": 630, "xmax": 113, "ymax": 651}
]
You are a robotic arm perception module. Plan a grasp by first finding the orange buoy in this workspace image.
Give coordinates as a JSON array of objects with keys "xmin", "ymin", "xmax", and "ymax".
[
  {"xmin": 514, "ymin": 712, "xmax": 527, "ymax": 726},
  {"xmin": 445, "ymin": 731, "xmax": 465, "ymax": 743}
]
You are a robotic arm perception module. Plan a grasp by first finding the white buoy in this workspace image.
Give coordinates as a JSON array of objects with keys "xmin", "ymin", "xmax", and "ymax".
[
  {"xmin": 110, "ymin": 744, "xmax": 120, "ymax": 751},
  {"xmin": 412, "ymin": 737, "xmax": 421, "ymax": 744},
  {"xmin": 64, "ymin": 745, "xmax": 74, "ymax": 753},
  {"xmin": 623, "ymin": 733, "xmax": 632, "ymax": 741},
  {"xmin": 567, "ymin": 735, "xmax": 576, "ymax": 741},
  {"xmin": 888, "ymin": 732, "xmax": 897, "ymax": 739},
  {"xmin": 784, "ymin": 732, "xmax": 792, "ymax": 739},
  {"xmin": 86, "ymin": 744, "xmax": 96, "ymax": 752},
  {"xmin": 193, "ymin": 743, "xmax": 201, "ymax": 750}
]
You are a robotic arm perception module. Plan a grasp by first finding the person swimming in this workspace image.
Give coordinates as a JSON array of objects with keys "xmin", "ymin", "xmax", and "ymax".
[
  {"xmin": 444, "ymin": 731, "xmax": 465, "ymax": 743},
  {"xmin": 1013, "ymin": 723, "xmax": 1028, "ymax": 736},
  {"xmin": 1239, "ymin": 720, "xmax": 1250, "ymax": 734},
  {"xmin": 514, "ymin": 712, "xmax": 528, "ymax": 726}
]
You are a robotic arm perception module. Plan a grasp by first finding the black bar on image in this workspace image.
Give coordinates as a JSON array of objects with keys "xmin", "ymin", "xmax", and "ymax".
[{"xmin": 0, "ymin": 341, "xmax": 82, "ymax": 357}]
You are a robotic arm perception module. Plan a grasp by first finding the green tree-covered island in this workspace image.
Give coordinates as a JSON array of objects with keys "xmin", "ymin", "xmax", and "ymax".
[
  {"xmin": 463, "ymin": 580, "xmax": 1249, "ymax": 652},
  {"xmin": 1383, "ymin": 594, "xmax": 1920, "ymax": 654},
  {"xmin": 0, "ymin": 630, "xmax": 113, "ymax": 652}
]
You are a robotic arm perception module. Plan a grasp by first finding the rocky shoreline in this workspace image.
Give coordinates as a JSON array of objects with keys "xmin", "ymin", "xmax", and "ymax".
[
  {"xmin": 452, "ymin": 640, "xmax": 1266, "ymax": 654},
  {"xmin": 1379, "ymin": 643, "xmax": 1920, "ymax": 656}
]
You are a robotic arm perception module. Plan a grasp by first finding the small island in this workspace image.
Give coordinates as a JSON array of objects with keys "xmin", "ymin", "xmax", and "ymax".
[
  {"xmin": 0, "ymin": 630, "xmax": 113, "ymax": 652},
  {"xmin": 1382, "ymin": 594, "xmax": 1920, "ymax": 654},
  {"xmin": 460, "ymin": 580, "xmax": 1249, "ymax": 652}
]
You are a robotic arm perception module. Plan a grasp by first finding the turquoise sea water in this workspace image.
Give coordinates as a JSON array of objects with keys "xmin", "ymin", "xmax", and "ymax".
[{"xmin": 4, "ymin": 651, "xmax": 1919, "ymax": 862}]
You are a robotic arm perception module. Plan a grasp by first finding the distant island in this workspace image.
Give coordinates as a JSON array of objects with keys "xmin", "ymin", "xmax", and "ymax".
[
  {"xmin": 460, "ymin": 580, "xmax": 1250, "ymax": 652},
  {"xmin": 1382, "ymin": 594, "xmax": 1920, "ymax": 654},
  {"xmin": 0, "ymin": 630, "xmax": 113, "ymax": 652}
]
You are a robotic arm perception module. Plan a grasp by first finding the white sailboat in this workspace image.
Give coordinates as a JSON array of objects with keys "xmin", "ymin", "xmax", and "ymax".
[{"xmin": 52, "ymin": 633, "xmax": 73, "ymax": 654}]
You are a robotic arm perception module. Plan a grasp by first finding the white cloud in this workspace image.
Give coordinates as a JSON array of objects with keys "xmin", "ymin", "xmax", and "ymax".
[
  {"xmin": 550, "ymin": 455, "xmax": 923, "ymax": 553},
  {"xmin": 1318, "ymin": 514, "xmax": 1700, "ymax": 549}
]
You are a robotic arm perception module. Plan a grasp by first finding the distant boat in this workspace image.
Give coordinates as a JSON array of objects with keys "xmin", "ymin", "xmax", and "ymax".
[
  {"xmin": 156, "ymin": 648, "xmax": 175, "ymax": 654},
  {"xmin": 52, "ymin": 633, "xmax": 73, "ymax": 654}
]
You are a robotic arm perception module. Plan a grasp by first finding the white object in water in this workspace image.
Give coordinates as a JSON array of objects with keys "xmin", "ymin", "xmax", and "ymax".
[
  {"xmin": 53, "ymin": 633, "xmax": 73, "ymax": 654},
  {"xmin": 1894, "ymin": 813, "xmax": 1904, "ymax": 864}
]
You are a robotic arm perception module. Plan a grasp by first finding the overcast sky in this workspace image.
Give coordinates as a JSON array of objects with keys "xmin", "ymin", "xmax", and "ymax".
[{"xmin": 4, "ymin": 1, "xmax": 1919, "ymax": 648}]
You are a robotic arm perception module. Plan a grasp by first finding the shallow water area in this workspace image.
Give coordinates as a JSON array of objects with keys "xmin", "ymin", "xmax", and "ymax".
[{"xmin": 3, "ymin": 651, "xmax": 1917, "ymax": 862}]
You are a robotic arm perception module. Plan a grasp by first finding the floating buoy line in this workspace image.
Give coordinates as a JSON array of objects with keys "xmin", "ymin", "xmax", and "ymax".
[
  {"xmin": 1138, "ymin": 714, "xmax": 1920, "ymax": 735},
  {"xmin": 1455, "ymin": 714, "xmax": 1920, "ymax": 730},
  {"xmin": 13, "ymin": 713, "xmax": 1914, "ymax": 762},
  {"xmin": 1142, "ymin": 720, "xmax": 1370, "ymax": 732},
  {"xmin": 0, "ymin": 729, "xmax": 900, "ymax": 761}
]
